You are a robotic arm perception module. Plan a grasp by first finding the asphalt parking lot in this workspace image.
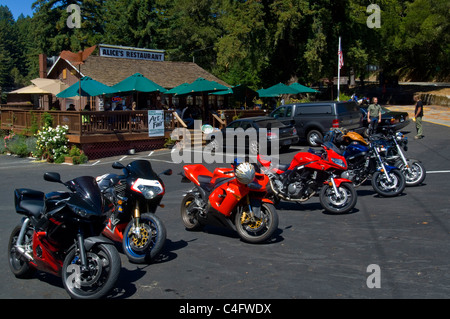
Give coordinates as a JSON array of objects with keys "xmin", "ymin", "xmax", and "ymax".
[{"xmin": 0, "ymin": 118, "xmax": 449, "ymax": 302}]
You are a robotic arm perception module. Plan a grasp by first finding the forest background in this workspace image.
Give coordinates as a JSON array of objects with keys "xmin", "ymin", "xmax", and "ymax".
[{"xmin": 0, "ymin": 0, "xmax": 449, "ymax": 98}]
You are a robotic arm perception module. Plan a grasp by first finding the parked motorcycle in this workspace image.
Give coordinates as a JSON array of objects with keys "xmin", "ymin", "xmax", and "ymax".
[
  {"xmin": 8, "ymin": 172, "xmax": 121, "ymax": 299},
  {"xmin": 96, "ymin": 160, "xmax": 171, "ymax": 263},
  {"xmin": 373, "ymin": 131, "xmax": 426, "ymax": 187},
  {"xmin": 257, "ymin": 142, "xmax": 357, "ymax": 214},
  {"xmin": 329, "ymin": 129, "xmax": 425, "ymax": 187},
  {"xmin": 324, "ymin": 129, "xmax": 406, "ymax": 197},
  {"xmin": 180, "ymin": 160, "xmax": 278, "ymax": 243}
]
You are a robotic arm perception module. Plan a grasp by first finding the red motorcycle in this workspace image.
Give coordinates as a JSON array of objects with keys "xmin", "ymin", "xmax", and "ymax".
[
  {"xmin": 180, "ymin": 160, "xmax": 278, "ymax": 243},
  {"xmin": 257, "ymin": 142, "xmax": 357, "ymax": 214}
]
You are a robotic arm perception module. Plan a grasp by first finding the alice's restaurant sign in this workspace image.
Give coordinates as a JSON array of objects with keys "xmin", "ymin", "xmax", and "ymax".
[{"xmin": 99, "ymin": 44, "xmax": 165, "ymax": 62}]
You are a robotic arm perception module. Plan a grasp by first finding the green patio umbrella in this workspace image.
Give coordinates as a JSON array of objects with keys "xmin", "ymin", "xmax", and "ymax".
[
  {"xmin": 57, "ymin": 76, "xmax": 114, "ymax": 98},
  {"xmin": 165, "ymin": 82, "xmax": 190, "ymax": 95},
  {"xmin": 257, "ymin": 83, "xmax": 299, "ymax": 97},
  {"xmin": 171, "ymin": 77, "xmax": 229, "ymax": 95},
  {"xmin": 289, "ymin": 82, "xmax": 319, "ymax": 93},
  {"xmin": 111, "ymin": 73, "xmax": 167, "ymax": 94},
  {"xmin": 209, "ymin": 87, "xmax": 233, "ymax": 95}
]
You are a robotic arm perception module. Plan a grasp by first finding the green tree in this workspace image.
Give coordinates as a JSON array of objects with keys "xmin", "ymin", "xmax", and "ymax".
[
  {"xmin": 0, "ymin": 5, "xmax": 19, "ymax": 89},
  {"xmin": 213, "ymin": 0, "xmax": 268, "ymax": 88},
  {"xmin": 156, "ymin": 0, "xmax": 222, "ymax": 68}
]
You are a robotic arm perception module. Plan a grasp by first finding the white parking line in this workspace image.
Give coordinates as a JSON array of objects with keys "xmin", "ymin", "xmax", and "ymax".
[{"xmin": 427, "ymin": 170, "xmax": 450, "ymax": 174}]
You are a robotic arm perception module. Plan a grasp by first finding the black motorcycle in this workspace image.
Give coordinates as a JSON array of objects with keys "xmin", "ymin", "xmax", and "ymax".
[
  {"xmin": 376, "ymin": 131, "xmax": 426, "ymax": 187},
  {"xmin": 97, "ymin": 160, "xmax": 171, "ymax": 263},
  {"xmin": 8, "ymin": 173, "xmax": 121, "ymax": 299}
]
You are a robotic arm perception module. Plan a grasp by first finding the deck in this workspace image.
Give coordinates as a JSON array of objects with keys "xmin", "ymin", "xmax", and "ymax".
[{"xmin": 0, "ymin": 108, "xmax": 266, "ymax": 159}]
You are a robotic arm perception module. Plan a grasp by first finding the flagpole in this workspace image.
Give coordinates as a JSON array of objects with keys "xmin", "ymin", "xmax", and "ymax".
[{"xmin": 337, "ymin": 36, "xmax": 341, "ymax": 101}]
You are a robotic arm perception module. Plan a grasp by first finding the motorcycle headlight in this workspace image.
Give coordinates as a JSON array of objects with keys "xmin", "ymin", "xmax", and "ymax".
[
  {"xmin": 131, "ymin": 179, "xmax": 164, "ymax": 199},
  {"xmin": 395, "ymin": 132, "xmax": 403, "ymax": 141},
  {"xmin": 331, "ymin": 157, "xmax": 346, "ymax": 168}
]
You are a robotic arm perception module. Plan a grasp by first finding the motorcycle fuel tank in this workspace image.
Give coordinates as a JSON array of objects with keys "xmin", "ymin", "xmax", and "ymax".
[
  {"xmin": 288, "ymin": 152, "xmax": 322, "ymax": 170},
  {"xmin": 344, "ymin": 143, "xmax": 368, "ymax": 158}
]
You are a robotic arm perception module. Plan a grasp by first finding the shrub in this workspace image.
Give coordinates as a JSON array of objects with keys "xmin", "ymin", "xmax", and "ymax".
[{"xmin": 33, "ymin": 125, "xmax": 69, "ymax": 162}]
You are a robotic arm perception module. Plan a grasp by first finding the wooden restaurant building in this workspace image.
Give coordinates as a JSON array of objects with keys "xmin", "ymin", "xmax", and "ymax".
[{"xmin": 0, "ymin": 44, "xmax": 239, "ymax": 159}]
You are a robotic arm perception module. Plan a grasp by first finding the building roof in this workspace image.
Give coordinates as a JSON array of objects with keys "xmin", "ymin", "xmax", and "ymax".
[{"xmin": 48, "ymin": 55, "xmax": 229, "ymax": 89}]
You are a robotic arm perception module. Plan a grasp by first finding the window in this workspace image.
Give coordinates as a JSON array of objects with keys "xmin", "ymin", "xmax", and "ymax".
[
  {"xmin": 240, "ymin": 121, "xmax": 252, "ymax": 130},
  {"xmin": 272, "ymin": 107, "xmax": 286, "ymax": 118},
  {"xmin": 296, "ymin": 105, "xmax": 332, "ymax": 115}
]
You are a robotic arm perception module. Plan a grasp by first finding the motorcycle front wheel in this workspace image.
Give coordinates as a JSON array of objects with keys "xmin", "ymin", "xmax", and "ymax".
[
  {"xmin": 396, "ymin": 159, "xmax": 426, "ymax": 187},
  {"xmin": 372, "ymin": 169, "xmax": 406, "ymax": 197},
  {"xmin": 62, "ymin": 243, "xmax": 121, "ymax": 299},
  {"xmin": 320, "ymin": 182, "xmax": 357, "ymax": 214},
  {"xmin": 123, "ymin": 213, "xmax": 167, "ymax": 263},
  {"xmin": 235, "ymin": 203, "xmax": 278, "ymax": 244}
]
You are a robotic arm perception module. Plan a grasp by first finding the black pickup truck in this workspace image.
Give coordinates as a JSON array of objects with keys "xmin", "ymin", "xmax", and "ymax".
[{"xmin": 271, "ymin": 101, "xmax": 363, "ymax": 146}]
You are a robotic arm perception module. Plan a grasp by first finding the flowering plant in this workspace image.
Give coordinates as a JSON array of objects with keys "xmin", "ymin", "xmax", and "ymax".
[
  {"xmin": 3, "ymin": 132, "xmax": 16, "ymax": 151},
  {"xmin": 33, "ymin": 125, "xmax": 69, "ymax": 162}
]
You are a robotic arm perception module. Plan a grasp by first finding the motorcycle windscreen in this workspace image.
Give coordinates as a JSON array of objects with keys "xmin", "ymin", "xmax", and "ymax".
[
  {"xmin": 68, "ymin": 176, "xmax": 104, "ymax": 217},
  {"xmin": 127, "ymin": 160, "xmax": 159, "ymax": 180}
]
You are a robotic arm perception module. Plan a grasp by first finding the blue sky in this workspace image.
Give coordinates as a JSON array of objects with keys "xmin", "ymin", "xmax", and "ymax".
[{"xmin": 2, "ymin": 0, "xmax": 36, "ymax": 19}]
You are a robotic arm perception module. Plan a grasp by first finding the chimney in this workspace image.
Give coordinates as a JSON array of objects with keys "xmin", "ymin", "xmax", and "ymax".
[{"xmin": 39, "ymin": 54, "xmax": 47, "ymax": 78}]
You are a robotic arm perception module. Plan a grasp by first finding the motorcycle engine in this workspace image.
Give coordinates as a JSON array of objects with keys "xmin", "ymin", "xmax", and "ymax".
[
  {"xmin": 283, "ymin": 170, "xmax": 312, "ymax": 199},
  {"xmin": 342, "ymin": 168, "xmax": 366, "ymax": 186},
  {"xmin": 287, "ymin": 182, "xmax": 304, "ymax": 197}
]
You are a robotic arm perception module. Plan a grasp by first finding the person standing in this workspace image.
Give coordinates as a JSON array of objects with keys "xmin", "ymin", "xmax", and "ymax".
[
  {"xmin": 367, "ymin": 97, "xmax": 382, "ymax": 135},
  {"xmin": 414, "ymin": 95, "xmax": 424, "ymax": 139}
]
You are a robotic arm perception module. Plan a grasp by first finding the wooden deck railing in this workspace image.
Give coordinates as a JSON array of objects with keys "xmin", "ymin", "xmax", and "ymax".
[
  {"xmin": 0, "ymin": 108, "xmax": 267, "ymax": 137},
  {"xmin": 0, "ymin": 109, "xmax": 184, "ymax": 136}
]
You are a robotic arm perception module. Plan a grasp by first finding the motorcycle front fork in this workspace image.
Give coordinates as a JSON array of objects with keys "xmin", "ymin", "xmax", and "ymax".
[
  {"xmin": 76, "ymin": 231, "xmax": 88, "ymax": 272},
  {"xmin": 329, "ymin": 177, "xmax": 342, "ymax": 199},
  {"xmin": 395, "ymin": 142, "xmax": 410, "ymax": 171},
  {"xmin": 374, "ymin": 149, "xmax": 392, "ymax": 182},
  {"xmin": 130, "ymin": 205, "xmax": 141, "ymax": 237}
]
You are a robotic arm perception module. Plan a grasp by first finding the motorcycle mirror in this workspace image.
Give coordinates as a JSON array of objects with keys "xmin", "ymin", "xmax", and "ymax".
[
  {"xmin": 44, "ymin": 172, "xmax": 63, "ymax": 184},
  {"xmin": 161, "ymin": 169, "xmax": 173, "ymax": 176},
  {"xmin": 112, "ymin": 162, "xmax": 125, "ymax": 170}
]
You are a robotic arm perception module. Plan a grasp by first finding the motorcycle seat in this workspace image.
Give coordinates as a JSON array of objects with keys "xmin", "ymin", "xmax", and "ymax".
[
  {"xmin": 15, "ymin": 189, "xmax": 45, "ymax": 218},
  {"xmin": 20, "ymin": 200, "xmax": 45, "ymax": 218},
  {"xmin": 198, "ymin": 175, "xmax": 213, "ymax": 192},
  {"xmin": 276, "ymin": 163, "xmax": 290, "ymax": 172}
]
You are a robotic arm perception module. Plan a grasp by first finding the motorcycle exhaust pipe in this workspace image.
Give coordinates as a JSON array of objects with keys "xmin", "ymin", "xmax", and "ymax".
[
  {"xmin": 15, "ymin": 245, "xmax": 34, "ymax": 262},
  {"xmin": 269, "ymin": 179, "xmax": 313, "ymax": 203}
]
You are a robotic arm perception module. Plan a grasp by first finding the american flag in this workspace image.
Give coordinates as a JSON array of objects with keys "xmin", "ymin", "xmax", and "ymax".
[{"xmin": 338, "ymin": 40, "xmax": 344, "ymax": 70}]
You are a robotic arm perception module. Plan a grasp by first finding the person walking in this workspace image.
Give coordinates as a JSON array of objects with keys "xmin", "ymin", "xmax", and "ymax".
[
  {"xmin": 367, "ymin": 97, "xmax": 382, "ymax": 135},
  {"xmin": 414, "ymin": 95, "xmax": 424, "ymax": 139}
]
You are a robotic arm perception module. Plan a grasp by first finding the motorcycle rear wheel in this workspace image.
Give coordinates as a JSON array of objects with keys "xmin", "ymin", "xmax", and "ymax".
[
  {"xmin": 372, "ymin": 169, "xmax": 406, "ymax": 197},
  {"xmin": 123, "ymin": 213, "xmax": 167, "ymax": 263},
  {"xmin": 320, "ymin": 183, "xmax": 357, "ymax": 214},
  {"xmin": 8, "ymin": 225, "xmax": 35, "ymax": 278},
  {"xmin": 180, "ymin": 193, "xmax": 204, "ymax": 231},
  {"xmin": 62, "ymin": 243, "xmax": 121, "ymax": 299},
  {"xmin": 235, "ymin": 203, "xmax": 278, "ymax": 244}
]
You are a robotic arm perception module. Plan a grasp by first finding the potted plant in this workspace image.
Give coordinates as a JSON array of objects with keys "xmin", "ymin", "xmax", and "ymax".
[{"xmin": 64, "ymin": 145, "xmax": 88, "ymax": 165}]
